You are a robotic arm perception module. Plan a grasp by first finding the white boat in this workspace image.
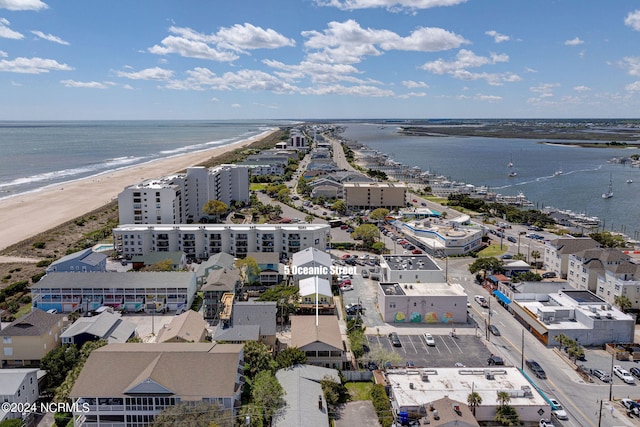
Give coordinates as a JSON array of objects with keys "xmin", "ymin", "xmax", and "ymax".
[
  {"xmin": 602, "ymin": 174, "xmax": 613, "ymax": 199},
  {"xmin": 508, "ymin": 171, "xmax": 517, "ymax": 177},
  {"xmin": 507, "ymin": 153, "xmax": 514, "ymax": 168},
  {"xmin": 627, "ymin": 179, "xmax": 633, "ymax": 183},
  {"xmin": 554, "ymin": 163, "xmax": 563, "ymax": 176}
]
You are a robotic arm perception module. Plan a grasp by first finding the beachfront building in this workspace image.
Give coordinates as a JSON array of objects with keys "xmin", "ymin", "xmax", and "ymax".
[
  {"xmin": 60, "ymin": 311, "xmax": 137, "ymax": 346},
  {"xmin": 288, "ymin": 128, "xmax": 308, "ymax": 151},
  {"xmin": 0, "ymin": 310, "xmax": 65, "ymax": 367},
  {"xmin": 117, "ymin": 164, "xmax": 249, "ymax": 225},
  {"xmin": 31, "ymin": 272, "xmax": 197, "ymax": 314},
  {"xmin": 113, "ymin": 224, "xmax": 330, "ymax": 261},
  {"xmin": 69, "ymin": 343, "xmax": 245, "ymax": 427},
  {"xmin": 384, "ymin": 367, "xmax": 549, "ymax": 424},
  {"xmin": 46, "ymin": 248, "xmax": 108, "ymax": 273},
  {"xmin": 343, "ymin": 182, "xmax": 407, "ymax": 210},
  {"xmin": 390, "ymin": 218, "xmax": 483, "ymax": 257},
  {"xmin": 0, "ymin": 369, "xmax": 41, "ymax": 424},
  {"xmin": 543, "ymin": 236, "xmax": 600, "ymax": 279},
  {"xmin": 509, "ymin": 289, "xmax": 634, "ymax": 347}
]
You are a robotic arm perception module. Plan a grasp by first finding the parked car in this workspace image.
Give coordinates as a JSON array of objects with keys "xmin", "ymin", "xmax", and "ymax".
[
  {"xmin": 542, "ymin": 272, "xmax": 557, "ymax": 279},
  {"xmin": 507, "ymin": 236, "xmax": 517, "ymax": 243},
  {"xmin": 539, "ymin": 420, "xmax": 555, "ymax": 427},
  {"xmin": 389, "ymin": 332, "xmax": 401, "ymax": 347},
  {"xmin": 340, "ymin": 284, "xmax": 353, "ymax": 291},
  {"xmin": 361, "ymin": 269, "xmax": 369, "ymax": 278},
  {"xmin": 487, "ymin": 354, "xmax": 504, "ymax": 365},
  {"xmin": 406, "ymin": 361, "xmax": 416, "ymax": 368},
  {"xmin": 474, "ymin": 295, "xmax": 489, "ymax": 307},
  {"xmin": 630, "ymin": 366, "xmax": 640, "ymax": 379},
  {"xmin": 591, "ymin": 369, "xmax": 612, "ymax": 383},
  {"xmin": 500, "ymin": 254, "xmax": 513, "ymax": 259},
  {"xmin": 412, "ymin": 249, "xmax": 422, "ymax": 254},
  {"xmin": 548, "ymin": 398, "xmax": 568, "ymax": 420},
  {"xmin": 614, "ymin": 365, "xmax": 635, "ymax": 384},
  {"xmin": 423, "ymin": 332, "xmax": 436, "ymax": 346},
  {"xmin": 488, "ymin": 325, "xmax": 501, "ymax": 336},
  {"xmin": 339, "ymin": 279, "xmax": 351, "ymax": 286},
  {"xmin": 526, "ymin": 359, "xmax": 547, "ymax": 379},
  {"xmin": 621, "ymin": 398, "xmax": 640, "ymax": 416}
]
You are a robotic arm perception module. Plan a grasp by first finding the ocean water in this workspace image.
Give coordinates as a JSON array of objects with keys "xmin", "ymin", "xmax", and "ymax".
[
  {"xmin": 0, "ymin": 120, "xmax": 289, "ymax": 198},
  {"xmin": 341, "ymin": 123, "xmax": 640, "ymax": 239}
]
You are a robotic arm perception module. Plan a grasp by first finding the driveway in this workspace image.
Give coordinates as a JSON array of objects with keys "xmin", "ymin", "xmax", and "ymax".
[{"xmin": 334, "ymin": 401, "xmax": 381, "ymax": 427}]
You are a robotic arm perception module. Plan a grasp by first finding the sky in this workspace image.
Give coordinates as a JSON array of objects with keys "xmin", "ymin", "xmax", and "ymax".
[{"xmin": 2, "ymin": 0, "xmax": 640, "ymax": 120}]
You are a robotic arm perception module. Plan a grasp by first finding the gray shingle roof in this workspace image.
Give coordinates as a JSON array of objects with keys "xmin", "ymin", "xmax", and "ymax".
[
  {"xmin": 32, "ymin": 271, "xmax": 195, "ymax": 290},
  {"xmin": 60, "ymin": 311, "xmax": 136, "ymax": 343},
  {"xmin": 0, "ymin": 309, "xmax": 63, "ymax": 337}
]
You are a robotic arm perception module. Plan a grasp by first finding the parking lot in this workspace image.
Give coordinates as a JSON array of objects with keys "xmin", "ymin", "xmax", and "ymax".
[{"xmin": 365, "ymin": 333, "xmax": 494, "ymax": 368}]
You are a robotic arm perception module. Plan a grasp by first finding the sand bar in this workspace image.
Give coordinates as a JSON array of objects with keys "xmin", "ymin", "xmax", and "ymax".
[{"xmin": 0, "ymin": 129, "xmax": 278, "ymax": 252}]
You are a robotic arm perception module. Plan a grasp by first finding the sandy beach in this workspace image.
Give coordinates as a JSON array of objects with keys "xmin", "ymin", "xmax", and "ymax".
[{"xmin": 0, "ymin": 129, "xmax": 278, "ymax": 252}]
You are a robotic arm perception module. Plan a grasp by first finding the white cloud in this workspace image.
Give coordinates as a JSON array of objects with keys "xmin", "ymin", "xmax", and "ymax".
[
  {"xmin": 11, "ymin": 80, "xmax": 21, "ymax": 86},
  {"xmin": 485, "ymin": 30, "xmax": 510, "ymax": 43},
  {"xmin": 31, "ymin": 30, "xmax": 69, "ymax": 45},
  {"xmin": 402, "ymin": 80, "xmax": 429, "ymax": 88},
  {"xmin": 116, "ymin": 66, "xmax": 174, "ymax": 81},
  {"xmin": 314, "ymin": 0, "xmax": 467, "ymax": 11},
  {"xmin": 0, "ymin": 56, "xmax": 72, "ymax": 73},
  {"xmin": 60, "ymin": 80, "xmax": 109, "ymax": 89},
  {"xmin": 231, "ymin": 104, "xmax": 241, "ymax": 108},
  {"xmin": 624, "ymin": 10, "xmax": 640, "ymax": 31},
  {"xmin": 397, "ymin": 91, "xmax": 427, "ymax": 99},
  {"xmin": 529, "ymin": 82, "xmax": 559, "ymax": 98},
  {"xmin": 149, "ymin": 23, "xmax": 293, "ymax": 61},
  {"xmin": 564, "ymin": 37, "xmax": 584, "ymax": 46},
  {"xmin": 0, "ymin": 0, "xmax": 47, "ymax": 11},
  {"xmin": 0, "ymin": 18, "xmax": 24, "ymax": 40},
  {"xmin": 165, "ymin": 67, "xmax": 298, "ymax": 93},
  {"xmin": 573, "ymin": 85, "xmax": 591, "ymax": 92},
  {"xmin": 625, "ymin": 81, "xmax": 640, "ymax": 91},
  {"xmin": 303, "ymin": 20, "xmax": 467, "ymax": 65},
  {"xmin": 301, "ymin": 83, "xmax": 394, "ymax": 96},
  {"xmin": 0, "ymin": 50, "xmax": 7, "ymax": 57},
  {"xmin": 474, "ymin": 93, "xmax": 502, "ymax": 102},
  {"xmin": 619, "ymin": 56, "xmax": 640, "ymax": 77},
  {"xmin": 421, "ymin": 49, "xmax": 508, "ymax": 74},
  {"xmin": 264, "ymin": 59, "xmax": 366, "ymax": 84}
]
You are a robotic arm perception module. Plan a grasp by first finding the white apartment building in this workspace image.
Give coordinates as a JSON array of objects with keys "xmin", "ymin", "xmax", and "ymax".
[
  {"xmin": 118, "ymin": 164, "xmax": 249, "ymax": 225},
  {"xmin": 543, "ymin": 237, "xmax": 599, "ymax": 279},
  {"xmin": 567, "ymin": 248, "xmax": 630, "ymax": 292},
  {"xmin": 288, "ymin": 128, "xmax": 308, "ymax": 151},
  {"xmin": 113, "ymin": 224, "xmax": 330, "ymax": 260},
  {"xmin": 596, "ymin": 262, "xmax": 640, "ymax": 309}
]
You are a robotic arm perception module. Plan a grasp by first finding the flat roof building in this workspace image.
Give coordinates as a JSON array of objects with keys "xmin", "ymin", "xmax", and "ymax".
[{"xmin": 343, "ymin": 182, "xmax": 407, "ymax": 210}]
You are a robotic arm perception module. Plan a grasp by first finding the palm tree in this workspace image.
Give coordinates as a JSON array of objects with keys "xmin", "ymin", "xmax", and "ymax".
[
  {"xmin": 530, "ymin": 250, "xmax": 541, "ymax": 272},
  {"xmin": 305, "ymin": 214, "xmax": 315, "ymax": 224},
  {"xmin": 614, "ymin": 295, "xmax": 632, "ymax": 313},
  {"xmin": 497, "ymin": 391, "xmax": 510, "ymax": 407},
  {"xmin": 467, "ymin": 391, "xmax": 482, "ymax": 416}
]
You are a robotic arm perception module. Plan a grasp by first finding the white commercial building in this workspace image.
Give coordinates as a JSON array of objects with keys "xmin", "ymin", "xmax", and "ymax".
[
  {"xmin": 385, "ymin": 367, "xmax": 550, "ymax": 424},
  {"xmin": 118, "ymin": 164, "xmax": 249, "ymax": 225},
  {"xmin": 392, "ymin": 219, "xmax": 483, "ymax": 257},
  {"xmin": 113, "ymin": 224, "xmax": 330, "ymax": 260}
]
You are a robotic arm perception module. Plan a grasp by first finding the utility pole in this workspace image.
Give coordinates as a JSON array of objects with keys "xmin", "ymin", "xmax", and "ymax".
[
  {"xmin": 521, "ymin": 329, "xmax": 525, "ymax": 370},
  {"xmin": 609, "ymin": 350, "xmax": 615, "ymax": 401}
]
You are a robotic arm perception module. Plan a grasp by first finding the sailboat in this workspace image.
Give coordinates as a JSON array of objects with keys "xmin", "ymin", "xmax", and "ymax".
[
  {"xmin": 554, "ymin": 164, "xmax": 563, "ymax": 176},
  {"xmin": 602, "ymin": 173, "xmax": 613, "ymax": 199},
  {"xmin": 507, "ymin": 154, "xmax": 513, "ymax": 168}
]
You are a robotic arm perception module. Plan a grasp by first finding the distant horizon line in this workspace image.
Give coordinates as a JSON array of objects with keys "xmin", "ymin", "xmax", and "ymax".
[{"xmin": 1, "ymin": 117, "xmax": 640, "ymax": 122}]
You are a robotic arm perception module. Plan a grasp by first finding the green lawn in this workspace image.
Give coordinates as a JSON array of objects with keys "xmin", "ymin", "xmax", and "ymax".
[
  {"xmin": 478, "ymin": 243, "xmax": 509, "ymax": 257},
  {"xmin": 249, "ymin": 183, "xmax": 268, "ymax": 191},
  {"xmin": 346, "ymin": 382, "xmax": 373, "ymax": 401}
]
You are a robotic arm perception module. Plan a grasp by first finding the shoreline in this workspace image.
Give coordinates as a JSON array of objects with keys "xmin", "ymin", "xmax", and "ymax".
[{"xmin": 0, "ymin": 129, "xmax": 279, "ymax": 252}]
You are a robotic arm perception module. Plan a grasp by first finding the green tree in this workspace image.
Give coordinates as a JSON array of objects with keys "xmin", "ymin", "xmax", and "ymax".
[
  {"xmin": 468, "ymin": 257, "xmax": 504, "ymax": 283},
  {"xmin": 202, "ymin": 199, "xmax": 228, "ymax": 223},
  {"xmin": 530, "ymin": 250, "xmax": 541, "ymax": 271},
  {"xmin": 497, "ymin": 391, "xmax": 510, "ymax": 407},
  {"xmin": 276, "ymin": 188, "xmax": 290, "ymax": 203},
  {"xmin": 243, "ymin": 341, "xmax": 277, "ymax": 381},
  {"xmin": 366, "ymin": 344, "xmax": 403, "ymax": 370},
  {"xmin": 55, "ymin": 339, "xmax": 107, "ymax": 402},
  {"xmin": 321, "ymin": 375, "xmax": 348, "ymax": 407},
  {"xmin": 305, "ymin": 214, "xmax": 315, "ymax": 224},
  {"xmin": 332, "ymin": 200, "xmax": 347, "ymax": 215},
  {"xmin": 467, "ymin": 391, "xmax": 482, "ymax": 416},
  {"xmin": 251, "ymin": 371, "xmax": 286, "ymax": 427},
  {"xmin": 369, "ymin": 208, "xmax": 390, "ymax": 222},
  {"xmin": 615, "ymin": 295, "xmax": 632, "ymax": 313},
  {"xmin": 351, "ymin": 224, "xmax": 380, "ymax": 248},
  {"xmin": 276, "ymin": 347, "xmax": 307, "ymax": 369},
  {"xmin": 258, "ymin": 284, "xmax": 299, "ymax": 321},
  {"xmin": 589, "ymin": 230, "xmax": 628, "ymax": 248},
  {"xmin": 0, "ymin": 419, "xmax": 24, "ymax": 427},
  {"xmin": 234, "ymin": 256, "xmax": 261, "ymax": 285},
  {"xmin": 151, "ymin": 402, "xmax": 230, "ymax": 427},
  {"xmin": 271, "ymin": 204, "xmax": 283, "ymax": 219},
  {"xmin": 40, "ymin": 345, "xmax": 80, "ymax": 395}
]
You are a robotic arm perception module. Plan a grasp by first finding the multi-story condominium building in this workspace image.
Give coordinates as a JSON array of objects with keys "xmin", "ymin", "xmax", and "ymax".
[
  {"xmin": 31, "ymin": 272, "xmax": 197, "ymax": 314},
  {"xmin": 288, "ymin": 128, "xmax": 308, "ymax": 151},
  {"xmin": 343, "ymin": 182, "xmax": 407, "ymax": 210},
  {"xmin": 596, "ymin": 262, "xmax": 640, "ymax": 309},
  {"xmin": 567, "ymin": 248, "xmax": 630, "ymax": 292},
  {"xmin": 113, "ymin": 224, "xmax": 330, "ymax": 260},
  {"xmin": 70, "ymin": 343, "xmax": 244, "ymax": 427},
  {"xmin": 543, "ymin": 237, "xmax": 599, "ymax": 279},
  {"xmin": 0, "ymin": 310, "xmax": 65, "ymax": 367},
  {"xmin": 118, "ymin": 164, "xmax": 249, "ymax": 225}
]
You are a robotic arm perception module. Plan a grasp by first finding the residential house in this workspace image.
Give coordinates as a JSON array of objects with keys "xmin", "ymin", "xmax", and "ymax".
[
  {"xmin": 213, "ymin": 301, "xmax": 277, "ymax": 348},
  {"xmin": 130, "ymin": 251, "xmax": 186, "ymax": 271},
  {"xmin": 0, "ymin": 369, "xmax": 41, "ymax": 423},
  {"xmin": 246, "ymin": 252, "xmax": 283, "ymax": 286},
  {"xmin": 502, "ymin": 260, "xmax": 532, "ymax": 277},
  {"xmin": 70, "ymin": 343, "xmax": 245, "ymax": 427},
  {"xmin": 32, "ymin": 272, "xmax": 197, "ymax": 314},
  {"xmin": 298, "ymin": 277, "xmax": 334, "ymax": 315},
  {"xmin": 568, "ymin": 248, "xmax": 630, "ymax": 292},
  {"xmin": 273, "ymin": 365, "xmax": 340, "ymax": 427},
  {"xmin": 543, "ymin": 237, "xmax": 600, "ymax": 279},
  {"xmin": 202, "ymin": 268, "xmax": 241, "ymax": 323},
  {"xmin": 291, "ymin": 247, "xmax": 332, "ymax": 284},
  {"xmin": 46, "ymin": 248, "xmax": 107, "ymax": 273},
  {"xmin": 156, "ymin": 310, "xmax": 209, "ymax": 343},
  {"xmin": 290, "ymin": 316, "xmax": 347, "ymax": 369},
  {"xmin": 0, "ymin": 310, "xmax": 64, "ymax": 367},
  {"xmin": 195, "ymin": 252, "xmax": 236, "ymax": 287},
  {"xmin": 61, "ymin": 311, "xmax": 137, "ymax": 346}
]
